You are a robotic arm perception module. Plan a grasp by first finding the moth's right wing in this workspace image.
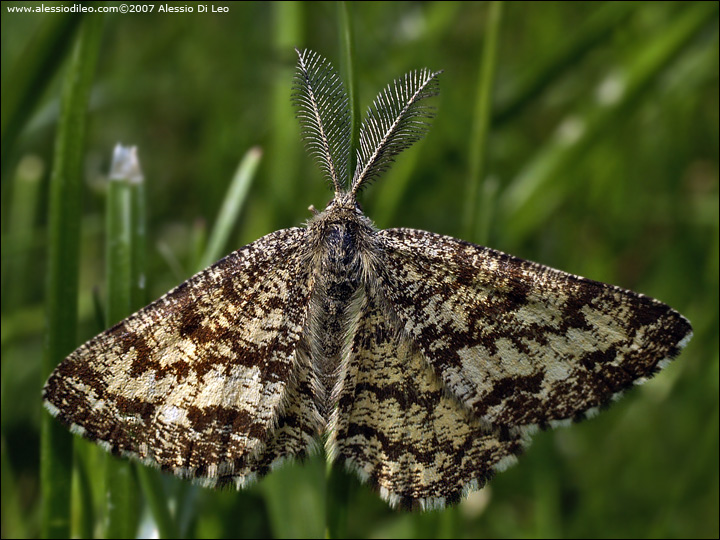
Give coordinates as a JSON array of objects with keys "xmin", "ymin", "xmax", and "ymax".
[
  {"xmin": 43, "ymin": 227, "xmax": 319, "ymax": 485},
  {"xmin": 375, "ymin": 228, "xmax": 692, "ymax": 430}
]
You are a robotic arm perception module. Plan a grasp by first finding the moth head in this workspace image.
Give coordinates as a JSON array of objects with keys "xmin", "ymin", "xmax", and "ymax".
[{"xmin": 323, "ymin": 191, "xmax": 363, "ymax": 217}]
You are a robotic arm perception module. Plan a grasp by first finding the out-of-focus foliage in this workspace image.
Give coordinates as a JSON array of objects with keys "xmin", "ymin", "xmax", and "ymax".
[{"xmin": 1, "ymin": 2, "xmax": 717, "ymax": 538}]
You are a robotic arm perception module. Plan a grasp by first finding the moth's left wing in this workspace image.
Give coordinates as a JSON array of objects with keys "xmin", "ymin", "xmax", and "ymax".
[
  {"xmin": 376, "ymin": 228, "xmax": 692, "ymax": 430},
  {"xmin": 43, "ymin": 228, "xmax": 316, "ymax": 484}
]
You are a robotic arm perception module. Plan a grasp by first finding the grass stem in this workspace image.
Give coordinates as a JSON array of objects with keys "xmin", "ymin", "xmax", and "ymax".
[
  {"xmin": 40, "ymin": 14, "xmax": 103, "ymax": 539},
  {"xmin": 338, "ymin": 1, "xmax": 359, "ymax": 183},
  {"xmin": 463, "ymin": 1, "xmax": 503, "ymax": 244},
  {"xmin": 104, "ymin": 144, "xmax": 140, "ymax": 539}
]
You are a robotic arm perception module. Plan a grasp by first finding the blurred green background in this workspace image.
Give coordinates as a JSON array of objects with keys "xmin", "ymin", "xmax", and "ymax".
[{"xmin": 1, "ymin": 1, "xmax": 718, "ymax": 538}]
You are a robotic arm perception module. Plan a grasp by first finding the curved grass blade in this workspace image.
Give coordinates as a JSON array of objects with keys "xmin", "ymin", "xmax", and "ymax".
[
  {"xmin": 0, "ymin": 12, "xmax": 83, "ymax": 173},
  {"xmin": 498, "ymin": 1, "xmax": 719, "ymax": 244},
  {"xmin": 493, "ymin": 1, "xmax": 640, "ymax": 126},
  {"xmin": 199, "ymin": 146, "xmax": 262, "ymax": 271}
]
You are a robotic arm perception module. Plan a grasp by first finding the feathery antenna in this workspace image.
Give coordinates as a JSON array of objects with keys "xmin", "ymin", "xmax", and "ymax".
[
  {"xmin": 352, "ymin": 69, "xmax": 441, "ymax": 194},
  {"xmin": 292, "ymin": 49, "xmax": 351, "ymax": 194}
]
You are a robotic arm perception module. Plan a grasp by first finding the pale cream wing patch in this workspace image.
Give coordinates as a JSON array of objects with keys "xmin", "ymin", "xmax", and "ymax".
[
  {"xmin": 43, "ymin": 228, "xmax": 314, "ymax": 481},
  {"xmin": 329, "ymin": 291, "xmax": 527, "ymax": 510},
  {"xmin": 376, "ymin": 228, "xmax": 692, "ymax": 429}
]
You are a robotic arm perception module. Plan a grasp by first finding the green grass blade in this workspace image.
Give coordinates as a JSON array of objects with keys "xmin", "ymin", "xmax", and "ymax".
[
  {"xmin": 493, "ymin": 1, "xmax": 639, "ymax": 125},
  {"xmin": 190, "ymin": 219, "xmax": 208, "ymax": 276},
  {"xmin": 103, "ymin": 458, "xmax": 137, "ymax": 538},
  {"xmin": 262, "ymin": 454, "xmax": 326, "ymax": 538},
  {"xmin": 136, "ymin": 467, "xmax": 178, "ymax": 539},
  {"xmin": 40, "ymin": 14, "xmax": 104, "ymax": 539},
  {"xmin": 2, "ymin": 435, "xmax": 28, "ymax": 539},
  {"xmin": 338, "ymin": 1, "xmax": 359, "ymax": 183},
  {"xmin": 131, "ymin": 157, "xmax": 148, "ymax": 309},
  {"xmin": 72, "ymin": 442, "xmax": 95, "ymax": 539},
  {"xmin": 0, "ymin": 12, "xmax": 83, "ymax": 172},
  {"xmin": 498, "ymin": 1, "xmax": 719, "ymax": 244},
  {"xmin": 106, "ymin": 145, "xmax": 137, "ymax": 324},
  {"xmin": 463, "ymin": 1, "xmax": 503, "ymax": 244},
  {"xmin": 1, "ymin": 155, "xmax": 43, "ymax": 311},
  {"xmin": 269, "ymin": 1, "xmax": 304, "ymax": 226},
  {"xmin": 104, "ymin": 145, "xmax": 140, "ymax": 539},
  {"xmin": 325, "ymin": 462, "xmax": 354, "ymax": 539},
  {"xmin": 199, "ymin": 146, "xmax": 262, "ymax": 271}
]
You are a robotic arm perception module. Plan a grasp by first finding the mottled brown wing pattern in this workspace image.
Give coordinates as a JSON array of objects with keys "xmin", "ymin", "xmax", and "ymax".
[
  {"xmin": 376, "ymin": 228, "xmax": 692, "ymax": 430},
  {"xmin": 226, "ymin": 344, "xmax": 323, "ymax": 486},
  {"xmin": 43, "ymin": 228, "xmax": 315, "ymax": 483},
  {"xmin": 329, "ymin": 290, "xmax": 528, "ymax": 510}
]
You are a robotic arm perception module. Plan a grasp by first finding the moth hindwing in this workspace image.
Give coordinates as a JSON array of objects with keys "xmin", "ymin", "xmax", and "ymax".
[{"xmin": 44, "ymin": 49, "xmax": 692, "ymax": 510}]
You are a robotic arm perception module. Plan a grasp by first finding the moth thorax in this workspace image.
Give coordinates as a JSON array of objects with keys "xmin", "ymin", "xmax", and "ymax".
[
  {"xmin": 306, "ymin": 221, "xmax": 366, "ymax": 420},
  {"xmin": 322, "ymin": 223, "xmax": 363, "ymax": 296}
]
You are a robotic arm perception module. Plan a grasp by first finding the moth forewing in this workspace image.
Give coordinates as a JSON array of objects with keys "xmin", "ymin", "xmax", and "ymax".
[{"xmin": 43, "ymin": 228, "xmax": 320, "ymax": 484}]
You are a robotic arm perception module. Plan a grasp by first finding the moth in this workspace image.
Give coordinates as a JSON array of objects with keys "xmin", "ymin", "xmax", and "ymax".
[{"xmin": 44, "ymin": 49, "xmax": 692, "ymax": 510}]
